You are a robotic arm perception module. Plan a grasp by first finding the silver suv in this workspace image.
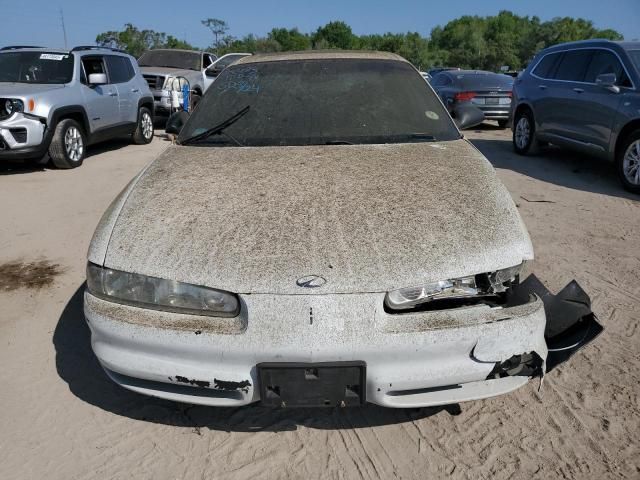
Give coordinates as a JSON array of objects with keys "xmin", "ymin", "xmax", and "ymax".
[
  {"xmin": 0, "ymin": 46, "xmax": 154, "ymax": 168},
  {"xmin": 512, "ymin": 40, "xmax": 640, "ymax": 193}
]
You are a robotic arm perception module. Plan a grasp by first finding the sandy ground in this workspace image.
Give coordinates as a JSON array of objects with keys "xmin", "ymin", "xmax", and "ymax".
[{"xmin": 0, "ymin": 125, "xmax": 638, "ymax": 479}]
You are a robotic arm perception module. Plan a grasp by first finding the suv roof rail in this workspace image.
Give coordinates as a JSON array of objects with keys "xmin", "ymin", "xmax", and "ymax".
[
  {"xmin": 1, "ymin": 45, "xmax": 43, "ymax": 51},
  {"xmin": 70, "ymin": 45, "xmax": 128, "ymax": 54}
]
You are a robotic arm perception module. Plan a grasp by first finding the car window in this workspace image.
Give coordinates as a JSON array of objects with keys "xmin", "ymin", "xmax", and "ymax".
[
  {"xmin": 629, "ymin": 50, "xmax": 640, "ymax": 72},
  {"xmin": 218, "ymin": 55, "xmax": 243, "ymax": 69},
  {"xmin": 179, "ymin": 59, "xmax": 461, "ymax": 147},
  {"xmin": 453, "ymin": 73, "xmax": 513, "ymax": 89},
  {"xmin": 82, "ymin": 56, "xmax": 107, "ymax": 83},
  {"xmin": 0, "ymin": 51, "xmax": 74, "ymax": 84},
  {"xmin": 203, "ymin": 54, "xmax": 213, "ymax": 69},
  {"xmin": 431, "ymin": 73, "xmax": 450, "ymax": 86},
  {"xmin": 583, "ymin": 50, "xmax": 631, "ymax": 87},
  {"xmin": 553, "ymin": 50, "xmax": 593, "ymax": 82},
  {"xmin": 106, "ymin": 55, "xmax": 134, "ymax": 84},
  {"xmin": 138, "ymin": 50, "xmax": 201, "ymax": 71},
  {"xmin": 532, "ymin": 52, "xmax": 562, "ymax": 79}
]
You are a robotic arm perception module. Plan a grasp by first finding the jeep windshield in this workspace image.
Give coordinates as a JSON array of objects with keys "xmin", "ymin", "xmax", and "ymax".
[
  {"xmin": 178, "ymin": 58, "xmax": 460, "ymax": 147},
  {"xmin": 138, "ymin": 50, "xmax": 201, "ymax": 71},
  {"xmin": 0, "ymin": 51, "xmax": 74, "ymax": 84}
]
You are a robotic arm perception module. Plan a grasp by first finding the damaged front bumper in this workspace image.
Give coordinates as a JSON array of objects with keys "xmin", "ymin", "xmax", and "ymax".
[{"xmin": 83, "ymin": 277, "xmax": 601, "ymax": 408}]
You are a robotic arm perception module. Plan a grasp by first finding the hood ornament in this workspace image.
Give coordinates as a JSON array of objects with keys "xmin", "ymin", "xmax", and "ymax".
[{"xmin": 296, "ymin": 275, "xmax": 327, "ymax": 288}]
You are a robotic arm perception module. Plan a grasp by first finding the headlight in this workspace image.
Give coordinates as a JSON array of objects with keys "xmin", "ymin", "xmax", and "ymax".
[
  {"xmin": 385, "ymin": 263, "xmax": 524, "ymax": 311},
  {"xmin": 4, "ymin": 99, "xmax": 24, "ymax": 116},
  {"xmin": 86, "ymin": 263, "xmax": 239, "ymax": 317}
]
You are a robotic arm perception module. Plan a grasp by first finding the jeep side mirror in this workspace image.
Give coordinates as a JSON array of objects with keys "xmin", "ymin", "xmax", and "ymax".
[
  {"xmin": 88, "ymin": 73, "xmax": 107, "ymax": 86},
  {"xmin": 596, "ymin": 73, "xmax": 620, "ymax": 93},
  {"xmin": 453, "ymin": 104, "xmax": 485, "ymax": 130}
]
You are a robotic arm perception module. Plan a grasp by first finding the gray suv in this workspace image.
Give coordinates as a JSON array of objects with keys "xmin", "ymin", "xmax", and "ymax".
[
  {"xmin": 512, "ymin": 40, "xmax": 640, "ymax": 193},
  {"xmin": 0, "ymin": 46, "xmax": 154, "ymax": 168}
]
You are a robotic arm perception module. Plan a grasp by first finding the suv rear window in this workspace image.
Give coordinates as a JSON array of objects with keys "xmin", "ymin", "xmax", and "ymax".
[
  {"xmin": 554, "ymin": 50, "xmax": 593, "ymax": 81},
  {"xmin": 532, "ymin": 52, "xmax": 561, "ymax": 79}
]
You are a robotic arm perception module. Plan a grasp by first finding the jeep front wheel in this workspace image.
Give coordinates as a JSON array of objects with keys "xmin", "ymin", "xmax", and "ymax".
[
  {"xmin": 48, "ymin": 119, "xmax": 86, "ymax": 169},
  {"xmin": 132, "ymin": 107, "xmax": 154, "ymax": 145}
]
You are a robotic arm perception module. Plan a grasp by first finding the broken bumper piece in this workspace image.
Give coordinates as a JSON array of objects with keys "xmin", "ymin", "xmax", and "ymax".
[{"xmin": 83, "ymin": 276, "xmax": 601, "ymax": 409}]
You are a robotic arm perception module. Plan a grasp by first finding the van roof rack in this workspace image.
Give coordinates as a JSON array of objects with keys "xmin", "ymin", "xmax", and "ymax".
[
  {"xmin": 70, "ymin": 45, "xmax": 127, "ymax": 54},
  {"xmin": 1, "ymin": 45, "xmax": 43, "ymax": 50}
]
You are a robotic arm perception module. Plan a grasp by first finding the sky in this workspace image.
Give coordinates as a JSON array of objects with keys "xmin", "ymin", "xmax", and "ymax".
[{"xmin": 1, "ymin": 0, "xmax": 638, "ymax": 50}]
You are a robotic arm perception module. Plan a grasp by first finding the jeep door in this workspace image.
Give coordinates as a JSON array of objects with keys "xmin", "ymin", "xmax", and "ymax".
[
  {"xmin": 106, "ymin": 55, "xmax": 139, "ymax": 124},
  {"xmin": 80, "ymin": 56, "xmax": 120, "ymax": 132}
]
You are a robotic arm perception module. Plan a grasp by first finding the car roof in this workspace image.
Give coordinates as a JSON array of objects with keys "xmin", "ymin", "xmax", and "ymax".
[
  {"xmin": 541, "ymin": 39, "xmax": 640, "ymax": 53},
  {"xmin": 235, "ymin": 50, "xmax": 408, "ymax": 65},
  {"xmin": 448, "ymin": 70, "xmax": 507, "ymax": 76},
  {"xmin": 145, "ymin": 48, "xmax": 204, "ymax": 54}
]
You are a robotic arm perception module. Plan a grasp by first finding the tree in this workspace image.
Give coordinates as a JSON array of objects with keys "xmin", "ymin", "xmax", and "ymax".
[
  {"xmin": 201, "ymin": 18, "xmax": 229, "ymax": 54},
  {"xmin": 268, "ymin": 28, "xmax": 311, "ymax": 51},
  {"xmin": 96, "ymin": 23, "xmax": 166, "ymax": 58},
  {"xmin": 312, "ymin": 21, "xmax": 355, "ymax": 49}
]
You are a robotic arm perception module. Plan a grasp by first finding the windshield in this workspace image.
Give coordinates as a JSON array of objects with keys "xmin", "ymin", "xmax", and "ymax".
[
  {"xmin": 179, "ymin": 58, "xmax": 460, "ymax": 147},
  {"xmin": 138, "ymin": 50, "xmax": 201, "ymax": 71},
  {"xmin": 453, "ymin": 73, "xmax": 513, "ymax": 90},
  {"xmin": 0, "ymin": 51, "xmax": 74, "ymax": 84}
]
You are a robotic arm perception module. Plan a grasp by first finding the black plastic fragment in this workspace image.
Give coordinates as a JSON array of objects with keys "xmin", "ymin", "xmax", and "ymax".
[{"xmin": 511, "ymin": 275, "xmax": 604, "ymax": 372}]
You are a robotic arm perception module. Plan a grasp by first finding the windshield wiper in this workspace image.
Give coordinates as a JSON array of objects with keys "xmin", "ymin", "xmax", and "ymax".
[{"xmin": 180, "ymin": 106, "xmax": 251, "ymax": 146}]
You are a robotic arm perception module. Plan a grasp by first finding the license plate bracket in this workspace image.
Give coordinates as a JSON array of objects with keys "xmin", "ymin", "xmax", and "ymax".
[{"xmin": 257, "ymin": 361, "xmax": 366, "ymax": 407}]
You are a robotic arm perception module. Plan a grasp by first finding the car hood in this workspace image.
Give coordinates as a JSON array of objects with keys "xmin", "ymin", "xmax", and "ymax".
[
  {"xmin": 0, "ymin": 83, "xmax": 65, "ymax": 96},
  {"xmin": 139, "ymin": 67, "xmax": 198, "ymax": 77},
  {"xmin": 101, "ymin": 140, "xmax": 533, "ymax": 295}
]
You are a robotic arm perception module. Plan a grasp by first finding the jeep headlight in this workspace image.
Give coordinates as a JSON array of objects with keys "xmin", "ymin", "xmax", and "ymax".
[
  {"xmin": 3, "ymin": 99, "xmax": 24, "ymax": 116},
  {"xmin": 385, "ymin": 263, "xmax": 524, "ymax": 310},
  {"xmin": 86, "ymin": 263, "xmax": 239, "ymax": 317}
]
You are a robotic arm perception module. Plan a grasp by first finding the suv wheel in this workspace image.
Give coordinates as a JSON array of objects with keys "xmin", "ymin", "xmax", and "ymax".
[
  {"xmin": 513, "ymin": 109, "xmax": 538, "ymax": 155},
  {"xmin": 49, "ymin": 119, "xmax": 86, "ymax": 169},
  {"xmin": 132, "ymin": 107, "xmax": 154, "ymax": 145},
  {"xmin": 618, "ymin": 130, "xmax": 640, "ymax": 194}
]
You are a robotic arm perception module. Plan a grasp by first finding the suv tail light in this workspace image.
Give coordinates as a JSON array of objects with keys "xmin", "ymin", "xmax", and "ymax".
[{"xmin": 454, "ymin": 91, "xmax": 476, "ymax": 101}]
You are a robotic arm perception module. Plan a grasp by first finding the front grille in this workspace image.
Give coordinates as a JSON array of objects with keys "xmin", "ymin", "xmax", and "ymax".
[
  {"xmin": 10, "ymin": 128, "xmax": 27, "ymax": 143},
  {"xmin": 143, "ymin": 74, "xmax": 165, "ymax": 90}
]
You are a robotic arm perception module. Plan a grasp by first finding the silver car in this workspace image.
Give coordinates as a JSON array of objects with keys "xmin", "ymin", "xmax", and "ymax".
[
  {"xmin": 0, "ymin": 45, "xmax": 154, "ymax": 168},
  {"xmin": 512, "ymin": 39, "xmax": 640, "ymax": 193},
  {"xmin": 84, "ymin": 51, "xmax": 598, "ymax": 408}
]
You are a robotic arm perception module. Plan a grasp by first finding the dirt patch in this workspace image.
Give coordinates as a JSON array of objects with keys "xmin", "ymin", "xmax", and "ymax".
[{"xmin": 0, "ymin": 260, "xmax": 64, "ymax": 291}]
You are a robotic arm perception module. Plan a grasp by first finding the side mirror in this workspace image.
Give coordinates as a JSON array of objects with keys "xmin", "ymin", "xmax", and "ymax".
[
  {"xmin": 596, "ymin": 73, "xmax": 620, "ymax": 93},
  {"xmin": 206, "ymin": 65, "xmax": 224, "ymax": 78},
  {"xmin": 453, "ymin": 104, "xmax": 485, "ymax": 130},
  {"xmin": 88, "ymin": 73, "xmax": 107, "ymax": 86},
  {"xmin": 165, "ymin": 110, "xmax": 190, "ymax": 135}
]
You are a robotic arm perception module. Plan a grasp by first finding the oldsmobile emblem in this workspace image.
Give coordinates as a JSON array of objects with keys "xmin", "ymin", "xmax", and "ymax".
[{"xmin": 296, "ymin": 275, "xmax": 327, "ymax": 288}]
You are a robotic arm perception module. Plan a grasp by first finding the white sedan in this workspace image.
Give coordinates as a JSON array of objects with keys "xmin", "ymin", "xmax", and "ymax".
[{"xmin": 84, "ymin": 51, "xmax": 599, "ymax": 408}]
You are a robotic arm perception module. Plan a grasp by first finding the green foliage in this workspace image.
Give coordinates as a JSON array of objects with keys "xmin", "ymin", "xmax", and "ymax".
[
  {"xmin": 96, "ymin": 12, "xmax": 623, "ymax": 70},
  {"xmin": 95, "ymin": 23, "xmax": 171, "ymax": 58},
  {"xmin": 312, "ymin": 21, "xmax": 355, "ymax": 49}
]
